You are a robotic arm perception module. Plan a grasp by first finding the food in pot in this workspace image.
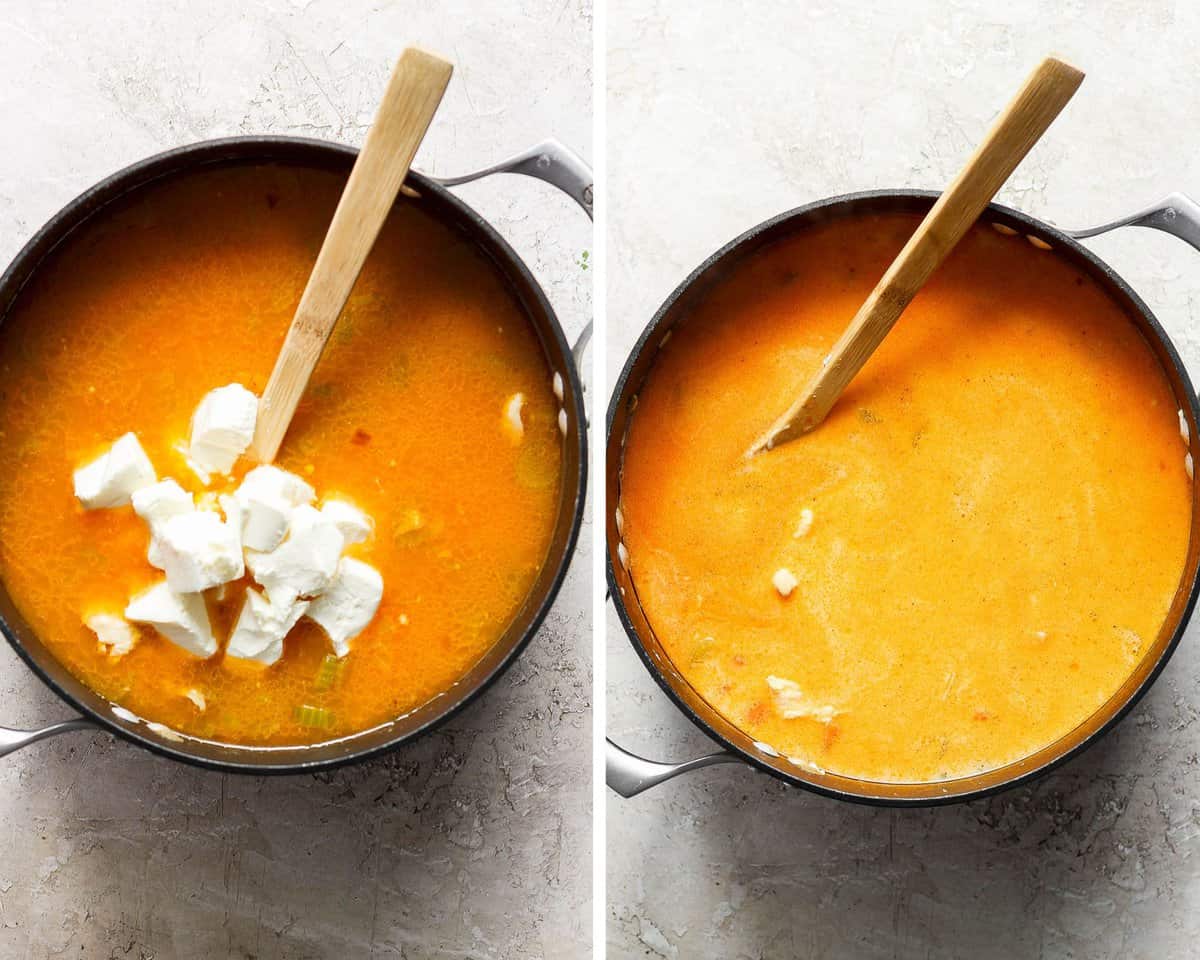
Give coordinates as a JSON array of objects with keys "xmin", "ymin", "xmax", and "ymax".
[
  {"xmin": 618, "ymin": 211, "xmax": 1192, "ymax": 783},
  {"xmin": 0, "ymin": 162, "xmax": 565, "ymax": 745}
]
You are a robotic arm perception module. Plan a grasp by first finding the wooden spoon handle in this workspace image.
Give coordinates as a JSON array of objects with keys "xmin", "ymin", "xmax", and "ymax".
[
  {"xmin": 251, "ymin": 48, "xmax": 453, "ymax": 463},
  {"xmin": 749, "ymin": 56, "xmax": 1084, "ymax": 456}
]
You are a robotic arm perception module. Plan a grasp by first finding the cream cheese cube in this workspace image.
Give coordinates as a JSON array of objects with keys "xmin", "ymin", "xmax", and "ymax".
[
  {"xmin": 132, "ymin": 479, "xmax": 194, "ymax": 568},
  {"xmin": 240, "ymin": 495, "xmax": 291, "ymax": 552},
  {"xmin": 73, "ymin": 433, "xmax": 156, "ymax": 509},
  {"xmin": 85, "ymin": 612, "xmax": 137, "ymax": 657},
  {"xmin": 306, "ymin": 557, "xmax": 383, "ymax": 657},
  {"xmin": 233, "ymin": 465, "xmax": 316, "ymax": 551},
  {"xmin": 245, "ymin": 504, "xmax": 343, "ymax": 606},
  {"xmin": 321, "ymin": 499, "xmax": 373, "ymax": 545},
  {"xmin": 218, "ymin": 493, "xmax": 243, "ymax": 533},
  {"xmin": 132, "ymin": 479, "xmax": 193, "ymax": 527},
  {"xmin": 125, "ymin": 581, "xmax": 216, "ymax": 658},
  {"xmin": 766, "ymin": 675, "xmax": 837, "ymax": 723},
  {"xmin": 772, "ymin": 568, "xmax": 798, "ymax": 597},
  {"xmin": 225, "ymin": 587, "xmax": 308, "ymax": 666},
  {"xmin": 157, "ymin": 511, "xmax": 244, "ymax": 593},
  {"xmin": 188, "ymin": 384, "xmax": 259, "ymax": 478},
  {"xmin": 238, "ymin": 465, "xmax": 316, "ymax": 508},
  {"xmin": 502, "ymin": 393, "xmax": 526, "ymax": 441}
]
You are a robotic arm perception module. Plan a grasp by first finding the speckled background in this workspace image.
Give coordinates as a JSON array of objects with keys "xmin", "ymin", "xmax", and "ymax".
[
  {"xmin": 607, "ymin": 3, "xmax": 1200, "ymax": 958},
  {"xmin": 0, "ymin": 2, "xmax": 592, "ymax": 958}
]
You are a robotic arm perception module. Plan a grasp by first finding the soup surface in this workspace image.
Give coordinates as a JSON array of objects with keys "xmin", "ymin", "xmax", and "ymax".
[
  {"xmin": 0, "ymin": 163, "xmax": 563, "ymax": 745},
  {"xmin": 619, "ymin": 212, "xmax": 1192, "ymax": 783}
]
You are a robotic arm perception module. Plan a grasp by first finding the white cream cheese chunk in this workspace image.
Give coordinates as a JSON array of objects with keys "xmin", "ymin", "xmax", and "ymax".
[
  {"xmin": 157, "ymin": 511, "xmax": 245, "ymax": 593},
  {"xmin": 772, "ymin": 568, "xmax": 798, "ymax": 597},
  {"xmin": 125, "ymin": 581, "xmax": 216, "ymax": 658},
  {"xmin": 145, "ymin": 722, "xmax": 184, "ymax": 742},
  {"xmin": 132, "ymin": 479, "xmax": 194, "ymax": 568},
  {"xmin": 306, "ymin": 557, "xmax": 383, "ymax": 657},
  {"xmin": 73, "ymin": 433, "xmax": 156, "ymax": 509},
  {"xmin": 188, "ymin": 384, "xmax": 259, "ymax": 479},
  {"xmin": 85, "ymin": 612, "xmax": 137, "ymax": 657},
  {"xmin": 245, "ymin": 504, "xmax": 343, "ymax": 606},
  {"xmin": 786, "ymin": 755, "xmax": 827, "ymax": 775},
  {"xmin": 239, "ymin": 465, "xmax": 316, "ymax": 507},
  {"xmin": 766, "ymin": 675, "xmax": 836, "ymax": 723},
  {"xmin": 232, "ymin": 465, "xmax": 317, "ymax": 552},
  {"xmin": 218, "ymin": 493, "xmax": 243, "ymax": 532},
  {"xmin": 321, "ymin": 499, "xmax": 373, "ymax": 545},
  {"xmin": 226, "ymin": 588, "xmax": 309, "ymax": 666},
  {"xmin": 239, "ymin": 496, "xmax": 291, "ymax": 552},
  {"xmin": 502, "ymin": 393, "xmax": 526, "ymax": 441}
]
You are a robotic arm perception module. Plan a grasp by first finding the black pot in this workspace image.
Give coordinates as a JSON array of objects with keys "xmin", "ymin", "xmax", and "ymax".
[
  {"xmin": 606, "ymin": 189, "xmax": 1200, "ymax": 805},
  {"xmin": 0, "ymin": 135, "xmax": 591, "ymax": 773}
]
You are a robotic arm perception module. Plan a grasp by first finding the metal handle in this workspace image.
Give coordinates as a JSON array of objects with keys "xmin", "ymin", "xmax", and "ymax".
[
  {"xmin": 571, "ymin": 319, "xmax": 592, "ymax": 373},
  {"xmin": 0, "ymin": 717, "xmax": 97, "ymax": 758},
  {"xmin": 426, "ymin": 137, "xmax": 593, "ymax": 383},
  {"xmin": 429, "ymin": 138, "xmax": 593, "ymax": 220},
  {"xmin": 606, "ymin": 737, "xmax": 741, "ymax": 798},
  {"xmin": 1065, "ymin": 192, "xmax": 1200, "ymax": 252}
]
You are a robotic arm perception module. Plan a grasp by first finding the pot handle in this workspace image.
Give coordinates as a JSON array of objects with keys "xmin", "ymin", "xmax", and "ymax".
[
  {"xmin": 423, "ymin": 137, "xmax": 593, "ymax": 385},
  {"xmin": 606, "ymin": 737, "xmax": 742, "ymax": 798},
  {"xmin": 427, "ymin": 138, "xmax": 593, "ymax": 219},
  {"xmin": 1065, "ymin": 192, "xmax": 1200, "ymax": 252},
  {"xmin": 0, "ymin": 717, "xmax": 97, "ymax": 759}
]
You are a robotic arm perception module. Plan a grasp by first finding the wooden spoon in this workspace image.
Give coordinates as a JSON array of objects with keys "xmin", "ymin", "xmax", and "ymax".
[
  {"xmin": 251, "ymin": 47, "xmax": 453, "ymax": 463},
  {"xmin": 747, "ymin": 56, "xmax": 1084, "ymax": 457}
]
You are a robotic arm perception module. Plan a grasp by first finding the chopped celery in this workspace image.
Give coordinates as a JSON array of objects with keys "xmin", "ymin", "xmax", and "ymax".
[
  {"xmin": 396, "ymin": 507, "xmax": 425, "ymax": 536},
  {"xmin": 313, "ymin": 655, "xmax": 345, "ymax": 691},
  {"xmin": 395, "ymin": 507, "xmax": 443, "ymax": 546},
  {"xmin": 294, "ymin": 704, "xmax": 334, "ymax": 729}
]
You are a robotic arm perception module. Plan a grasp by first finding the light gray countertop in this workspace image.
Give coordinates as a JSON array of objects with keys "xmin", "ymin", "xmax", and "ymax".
[
  {"xmin": 607, "ymin": 3, "xmax": 1200, "ymax": 958},
  {"xmin": 0, "ymin": 2, "xmax": 592, "ymax": 957}
]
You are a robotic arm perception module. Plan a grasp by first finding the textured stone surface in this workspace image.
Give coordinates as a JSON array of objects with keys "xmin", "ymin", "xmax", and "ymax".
[
  {"xmin": 607, "ymin": 3, "xmax": 1200, "ymax": 958},
  {"xmin": 0, "ymin": 2, "xmax": 592, "ymax": 957}
]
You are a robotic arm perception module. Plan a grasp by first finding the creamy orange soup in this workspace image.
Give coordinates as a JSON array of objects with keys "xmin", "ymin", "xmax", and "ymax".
[
  {"xmin": 0, "ymin": 164, "xmax": 563, "ymax": 745},
  {"xmin": 619, "ymin": 212, "xmax": 1192, "ymax": 783}
]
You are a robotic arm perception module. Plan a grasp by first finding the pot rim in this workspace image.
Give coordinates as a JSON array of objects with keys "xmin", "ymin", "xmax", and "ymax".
[
  {"xmin": 606, "ymin": 188, "xmax": 1200, "ymax": 806},
  {"xmin": 0, "ymin": 134, "xmax": 588, "ymax": 774}
]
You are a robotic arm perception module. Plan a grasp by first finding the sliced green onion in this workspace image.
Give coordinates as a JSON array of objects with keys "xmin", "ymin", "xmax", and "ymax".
[
  {"xmin": 313, "ymin": 654, "xmax": 345, "ymax": 691},
  {"xmin": 294, "ymin": 704, "xmax": 334, "ymax": 729}
]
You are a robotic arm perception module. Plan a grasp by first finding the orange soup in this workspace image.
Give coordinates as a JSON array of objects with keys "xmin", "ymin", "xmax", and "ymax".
[
  {"xmin": 619, "ymin": 212, "xmax": 1192, "ymax": 783},
  {"xmin": 0, "ymin": 163, "xmax": 563, "ymax": 745}
]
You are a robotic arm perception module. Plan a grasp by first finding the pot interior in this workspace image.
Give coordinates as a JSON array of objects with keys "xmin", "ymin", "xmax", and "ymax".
[
  {"xmin": 607, "ymin": 192, "xmax": 1200, "ymax": 804},
  {"xmin": 0, "ymin": 139, "xmax": 586, "ymax": 772}
]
